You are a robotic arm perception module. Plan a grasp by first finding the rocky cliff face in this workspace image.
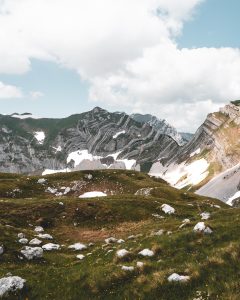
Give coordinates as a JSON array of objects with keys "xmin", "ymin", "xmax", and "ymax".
[
  {"xmin": 131, "ymin": 113, "xmax": 186, "ymax": 145},
  {"xmin": 149, "ymin": 102, "xmax": 240, "ymax": 204},
  {"xmin": 0, "ymin": 107, "xmax": 179, "ymax": 174}
]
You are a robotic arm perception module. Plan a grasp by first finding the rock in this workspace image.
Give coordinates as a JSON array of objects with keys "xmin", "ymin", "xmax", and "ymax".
[
  {"xmin": 37, "ymin": 234, "xmax": 53, "ymax": 240},
  {"xmin": 122, "ymin": 266, "xmax": 134, "ymax": 271},
  {"xmin": 76, "ymin": 254, "xmax": 85, "ymax": 260},
  {"xmin": 134, "ymin": 188, "xmax": 153, "ymax": 196},
  {"xmin": 105, "ymin": 237, "xmax": 117, "ymax": 244},
  {"xmin": 193, "ymin": 222, "xmax": 213, "ymax": 234},
  {"xmin": 64, "ymin": 187, "xmax": 71, "ymax": 195},
  {"xmin": 42, "ymin": 243, "xmax": 60, "ymax": 251},
  {"xmin": 34, "ymin": 226, "xmax": 44, "ymax": 233},
  {"xmin": 127, "ymin": 235, "xmax": 135, "ymax": 240},
  {"xmin": 117, "ymin": 239, "xmax": 125, "ymax": 244},
  {"xmin": 200, "ymin": 212, "xmax": 210, "ymax": 220},
  {"xmin": 21, "ymin": 246, "xmax": 43, "ymax": 260},
  {"xmin": 59, "ymin": 202, "xmax": 64, "ymax": 206},
  {"xmin": 29, "ymin": 238, "xmax": 42, "ymax": 245},
  {"xmin": 19, "ymin": 238, "xmax": 28, "ymax": 244},
  {"xmin": 161, "ymin": 204, "xmax": 175, "ymax": 214},
  {"xmin": 138, "ymin": 249, "xmax": 154, "ymax": 257},
  {"xmin": 136, "ymin": 261, "xmax": 144, "ymax": 268},
  {"xmin": 168, "ymin": 273, "xmax": 190, "ymax": 282},
  {"xmin": 17, "ymin": 233, "xmax": 25, "ymax": 239},
  {"xmin": 152, "ymin": 229, "xmax": 164, "ymax": 236},
  {"xmin": 116, "ymin": 249, "xmax": 129, "ymax": 258},
  {"xmin": 37, "ymin": 178, "xmax": 47, "ymax": 184},
  {"xmin": 68, "ymin": 243, "xmax": 87, "ymax": 251},
  {"xmin": 0, "ymin": 276, "xmax": 26, "ymax": 297},
  {"xmin": 0, "ymin": 246, "xmax": 4, "ymax": 255}
]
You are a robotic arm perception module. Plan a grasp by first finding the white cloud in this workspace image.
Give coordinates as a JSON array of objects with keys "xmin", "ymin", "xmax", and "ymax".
[
  {"xmin": 0, "ymin": 81, "xmax": 23, "ymax": 98},
  {"xmin": 29, "ymin": 91, "xmax": 44, "ymax": 99},
  {"xmin": 0, "ymin": 0, "xmax": 240, "ymax": 131}
]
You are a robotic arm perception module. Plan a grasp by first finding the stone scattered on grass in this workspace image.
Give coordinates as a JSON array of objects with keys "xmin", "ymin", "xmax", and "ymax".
[
  {"xmin": 168, "ymin": 273, "xmax": 190, "ymax": 282},
  {"xmin": 161, "ymin": 204, "xmax": 175, "ymax": 215},
  {"xmin": 0, "ymin": 246, "xmax": 4, "ymax": 255},
  {"xmin": 34, "ymin": 226, "xmax": 44, "ymax": 233},
  {"xmin": 117, "ymin": 239, "xmax": 125, "ymax": 244},
  {"xmin": 138, "ymin": 249, "xmax": 154, "ymax": 257},
  {"xmin": 136, "ymin": 261, "xmax": 144, "ymax": 268},
  {"xmin": 29, "ymin": 238, "xmax": 42, "ymax": 245},
  {"xmin": 59, "ymin": 202, "xmax": 64, "ymax": 206},
  {"xmin": 152, "ymin": 229, "xmax": 164, "ymax": 236},
  {"xmin": 17, "ymin": 233, "xmax": 25, "ymax": 239},
  {"xmin": 193, "ymin": 222, "xmax": 213, "ymax": 234},
  {"xmin": 37, "ymin": 178, "xmax": 47, "ymax": 184},
  {"xmin": 19, "ymin": 238, "xmax": 28, "ymax": 244},
  {"xmin": 38, "ymin": 234, "xmax": 53, "ymax": 240},
  {"xmin": 116, "ymin": 249, "xmax": 129, "ymax": 258},
  {"xmin": 122, "ymin": 266, "xmax": 134, "ymax": 271},
  {"xmin": 68, "ymin": 243, "xmax": 87, "ymax": 251},
  {"xmin": 105, "ymin": 237, "xmax": 117, "ymax": 244},
  {"xmin": 200, "ymin": 212, "xmax": 210, "ymax": 220},
  {"xmin": 76, "ymin": 254, "xmax": 85, "ymax": 260},
  {"xmin": 42, "ymin": 243, "xmax": 60, "ymax": 251},
  {"xmin": 152, "ymin": 213, "xmax": 164, "ymax": 219},
  {"xmin": 0, "ymin": 276, "xmax": 26, "ymax": 297},
  {"xmin": 21, "ymin": 246, "xmax": 43, "ymax": 260}
]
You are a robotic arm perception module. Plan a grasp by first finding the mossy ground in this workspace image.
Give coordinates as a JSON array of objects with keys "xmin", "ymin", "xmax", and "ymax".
[{"xmin": 0, "ymin": 170, "xmax": 239, "ymax": 299}]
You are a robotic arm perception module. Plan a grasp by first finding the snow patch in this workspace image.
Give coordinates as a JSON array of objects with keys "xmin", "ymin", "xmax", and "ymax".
[
  {"xmin": 150, "ymin": 159, "xmax": 209, "ymax": 189},
  {"xmin": 79, "ymin": 191, "xmax": 107, "ymax": 198},
  {"xmin": 113, "ymin": 130, "xmax": 126, "ymax": 139},
  {"xmin": 34, "ymin": 131, "xmax": 45, "ymax": 144}
]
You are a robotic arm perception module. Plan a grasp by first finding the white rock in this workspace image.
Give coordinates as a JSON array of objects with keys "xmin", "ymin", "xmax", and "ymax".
[
  {"xmin": 168, "ymin": 273, "xmax": 190, "ymax": 282},
  {"xmin": 37, "ymin": 178, "xmax": 47, "ymax": 184},
  {"xmin": 64, "ymin": 187, "xmax": 71, "ymax": 195},
  {"xmin": 42, "ymin": 243, "xmax": 60, "ymax": 251},
  {"xmin": 193, "ymin": 222, "xmax": 212, "ymax": 234},
  {"xmin": 46, "ymin": 187, "xmax": 57, "ymax": 194},
  {"xmin": 116, "ymin": 249, "xmax": 129, "ymax": 258},
  {"xmin": 19, "ymin": 238, "xmax": 28, "ymax": 244},
  {"xmin": 161, "ymin": 204, "xmax": 175, "ymax": 214},
  {"xmin": 68, "ymin": 243, "xmax": 87, "ymax": 251},
  {"xmin": 182, "ymin": 219, "xmax": 190, "ymax": 224},
  {"xmin": 122, "ymin": 266, "xmax": 134, "ymax": 271},
  {"xmin": 200, "ymin": 212, "xmax": 210, "ymax": 220},
  {"xmin": 138, "ymin": 249, "xmax": 154, "ymax": 257},
  {"xmin": 34, "ymin": 226, "xmax": 44, "ymax": 233},
  {"xmin": 136, "ymin": 261, "xmax": 144, "ymax": 268},
  {"xmin": 29, "ymin": 238, "xmax": 42, "ymax": 245},
  {"xmin": 21, "ymin": 246, "xmax": 43, "ymax": 260},
  {"xmin": 76, "ymin": 254, "xmax": 85, "ymax": 260},
  {"xmin": 17, "ymin": 233, "xmax": 25, "ymax": 239},
  {"xmin": 105, "ymin": 237, "xmax": 117, "ymax": 244},
  {"xmin": 0, "ymin": 276, "xmax": 26, "ymax": 297},
  {"xmin": 117, "ymin": 239, "xmax": 125, "ymax": 244},
  {"xmin": 0, "ymin": 246, "xmax": 3, "ymax": 255},
  {"xmin": 59, "ymin": 202, "xmax": 64, "ymax": 206},
  {"xmin": 153, "ymin": 229, "xmax": 164, "ymax": 236},
  {"xmin": 38, "ymin": 234, "xmax": 53, "ymax": 240}
]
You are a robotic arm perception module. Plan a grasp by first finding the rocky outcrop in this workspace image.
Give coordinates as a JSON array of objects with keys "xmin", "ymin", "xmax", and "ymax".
[{"xmin": 0, "ymin": 107, "xmax": 180, "ymax": 174}]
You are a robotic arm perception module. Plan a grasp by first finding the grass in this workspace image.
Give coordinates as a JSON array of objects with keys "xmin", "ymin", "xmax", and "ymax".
[{"xmin": 0, "ymin": 170, "xmax": 239, "ymax": 299}]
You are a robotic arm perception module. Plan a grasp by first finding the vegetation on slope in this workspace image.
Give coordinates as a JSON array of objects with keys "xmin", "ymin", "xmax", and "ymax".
[{"xmin": 0, "ymin": 170, "xmax": 239, "ymax": 299}]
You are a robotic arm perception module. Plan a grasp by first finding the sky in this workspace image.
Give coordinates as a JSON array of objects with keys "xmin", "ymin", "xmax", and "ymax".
[{"xmin": 0, "ymin": 0, "xmax": 240, "ymax": 132}]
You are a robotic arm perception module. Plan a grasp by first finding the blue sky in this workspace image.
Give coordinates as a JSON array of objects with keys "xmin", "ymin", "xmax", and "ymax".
[{"xmin": 0, "ymin": 0, "xmax": 240, "ymax": 131}]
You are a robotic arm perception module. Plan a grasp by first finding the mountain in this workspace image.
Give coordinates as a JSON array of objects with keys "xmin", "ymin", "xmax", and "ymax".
[
  {"xmin": 0, "ymin": 169, "xmax": 239, "ymax": 299},
  {"xmin": 0, "ymin": 107, "xmax": 180, "ymax": 174},
  {"xmin": 131, "ymin": 113, "xmax": 186, "ymax": 146},
  {"xmin": 149, "ymin": 101, "xmax": 240, "ymax": 204}
]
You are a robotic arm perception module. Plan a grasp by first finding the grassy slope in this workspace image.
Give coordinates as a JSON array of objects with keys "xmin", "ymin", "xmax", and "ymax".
[{"xmin": 0, "ymin": 170, "xmax": 239, "ymax": 300}]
